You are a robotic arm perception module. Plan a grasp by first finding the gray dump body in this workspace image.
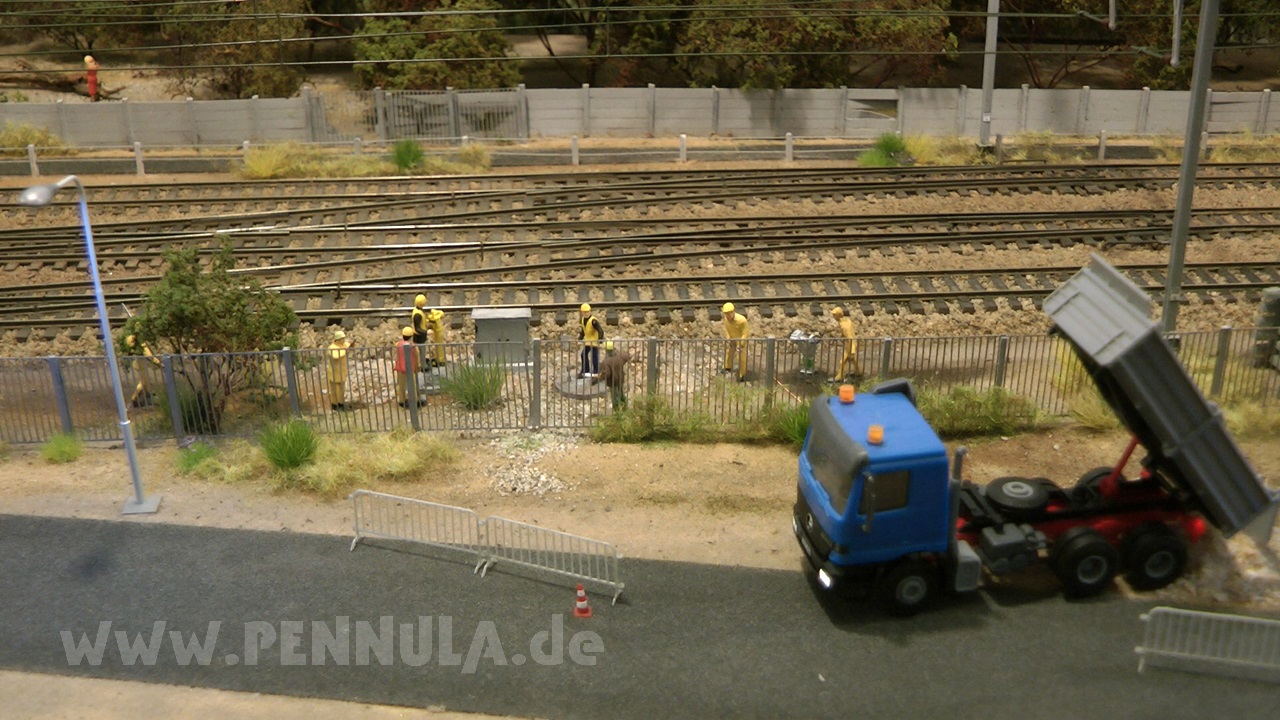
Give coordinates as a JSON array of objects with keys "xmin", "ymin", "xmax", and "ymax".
[{"xmin": 1044, "ymin": 255, "xmax": 1279, "ymax": 542}]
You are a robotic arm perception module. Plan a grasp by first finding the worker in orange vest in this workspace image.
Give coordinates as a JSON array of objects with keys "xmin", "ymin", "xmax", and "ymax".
[
  {"xmin": 393, "ymin": 326, "xmax": 420, "ymax": 407},
  {"xmin": 84, "ymin": 55, "xmax": 99, "ymax": 101}
]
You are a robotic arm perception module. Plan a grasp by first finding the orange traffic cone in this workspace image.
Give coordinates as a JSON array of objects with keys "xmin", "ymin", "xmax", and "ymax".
[{"xmin": 573, "ymin": 583, "xmax": 593, "ymax": 619}]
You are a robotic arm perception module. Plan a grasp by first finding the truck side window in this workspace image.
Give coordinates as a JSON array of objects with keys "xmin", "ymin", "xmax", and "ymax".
[{"xmin": 858, "ymin": 470, "xmax": 910, "ymax": 514}]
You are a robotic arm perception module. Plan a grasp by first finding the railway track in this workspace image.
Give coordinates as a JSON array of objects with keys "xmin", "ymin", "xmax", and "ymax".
[
  {"xmin": 4, "ymin": 262, "xmax": 1276, "ymax": 340},
  {"xmin": 4, "ymin": 165, "xmax": 1279, "ymax": 342}
]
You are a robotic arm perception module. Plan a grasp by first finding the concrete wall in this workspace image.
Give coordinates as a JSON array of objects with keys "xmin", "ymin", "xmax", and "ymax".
[{"xmin": 3, "ymin": 86, "xmax": 1278, "ymax": 149}]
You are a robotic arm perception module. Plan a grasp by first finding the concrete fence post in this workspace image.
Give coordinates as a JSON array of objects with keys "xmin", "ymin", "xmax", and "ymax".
[
  {"xmin": 121, "ymin": 98, "xmax": 136, "ymax": 145},
  {"xmin": 1205, "ymin": 88, "xmax": 1214, "ymax": 127},
  {"xmin": 516, "ymin": 83, "xmax": 529, "ymax": 141},
  {"xmin": 1019, "ymin": 84, "xmax": 1029, "ymax": 132},
  {"xmin": 161, "ymin": 355, "xmax": 184, "ymax": 443},
  {"xmin": 1097, "ymin": 130, "xmax": 1108, "ymax": 161},
  {"xmin": 250, "ymin": 94, "xmax": 262, "ymax": 142},
  {"xmin": 839, "ymin": 85, "xmax": 849, "ymax": 136},
  {"xmin": 447, "ymin": 86, "xmax": 460, "ymax": 140},
  {"xmin": 353, "ymin": 137, "xmax": 363, "ymax": 156},
  {"xmin": 133, "ymin": 142, "xmax": 145, "ymax": 175},
  {"xmin": 1202, "ymin": 130, "xmax": 1210, "ymax": 161},
  {"xmin": 895, "ymin": 86, "xmax": 905, "ymax": 136},
  {"xmin": 879, "ymin": 337, "xmax": 894, "ymax": 379},
  {"xmin": 646, "ymin": 337, "xmax": 659, "ymax": 396},
  {"xmin": 1256, "ymin": 89, "xmax": 1272, "ymax": 134},
  {"xmin": 186, "ymin": 97, "xmax": 198, "ymax": 146},
  {"xmin": 27, "ymin": 144, "xmax": 38, "ymax": 177},
  {"xmin": 571, "ymin": 135, "xmax": 580, "ymax": 166},
  {"xmin": 55, "ymin": 99, "xmax": 69, "ymax": 142},
  {"xmin": 242, "ymin": 140, "xmax": 250, "ymax": 159},
  {"xmin": 648, "ymin": 83, "xmax": 657, "ymax": 137},
  {"xmin": 301, "ymin": 85, "xmax": 315, "ymax": 141},
  {"xmin": 956, "ymin": 85, "xmax": 968, "ymax": 135},
  {"xmin": 46, "ymin": 357, "xmax": 73, "ymax": 435},
  {"xmin": 374, "ymin": 87, "xmax": 387, "ymax": 141},
  {"xmin": 711, "ymin": 85, "xmax": 720, "ymax": 136},
  {"xmin": 1075, "ymin": 86, "xmax": 1090, "ymax": 134},
  {"xmin": 679, "ymin": 133, "xmax": 687, "ymax": 162},
  {"xmin": 281, "ymin": 348, "xmax": 301, "ymax": 417},
  {"xmin": 530, "ymin": 339, "xmax": 542, "ymax": 429},
  {"xmin": 1138, "ymin": 87, "xmax": 1151, "ymax": 133},
  {"xmin": 1210, "ymin": 326, "xmax": 1232, "ymax": 398},
  {"xmin": 581, "ymin": 83, "xmax": 591, "ymax": 137},
  {"xmin": 784, "ymin": 132, "xmax": 794, "ymax": 162},
  {"xmin": 994, "ymin": 134, "xmax": 1004, "ymax": 163},
  {"xmin": 993, "ymin": 335, "xmax": 1010, "ymax": 388}
]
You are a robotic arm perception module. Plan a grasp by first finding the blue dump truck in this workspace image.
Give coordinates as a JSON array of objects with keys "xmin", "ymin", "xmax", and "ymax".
[{"xmin": 794, "ymin": 255, "xmax": 1280, "ymax": 615}]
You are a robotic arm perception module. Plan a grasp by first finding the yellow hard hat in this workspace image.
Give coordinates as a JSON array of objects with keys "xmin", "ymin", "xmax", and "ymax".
[
  {"xmin": 831, "ymin": 307, "xmax": 844, "ymax": 317},
  {"xmin": 125, "ymin": 334, "xmax": 136, "ymax": 346},
  {"xmin": 580, "ymin": 303, "xmax": 591, "ymax": 312},
  {"xmin": 401, "ymin": 326, "xmax": 414, "ymax": 338},
  {"xmin": 428, "ymin": 308, "xmax": 444, "ymax": 320},
  {"xmin": 333, "ymin": 329, "xmax": 347, "ymax": 340},
  {"xmin": 721, "ymin": 302, "xmax": 734, "ymax": 313},
  {"xmin": 414, "ymin": 294, "xmax": 426, "ymax": 308},
  {"xmin": 604, "ymin": 340, "xmax": 615, "ymax": 351}
]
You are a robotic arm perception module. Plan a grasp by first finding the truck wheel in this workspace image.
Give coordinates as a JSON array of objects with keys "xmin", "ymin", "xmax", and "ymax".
[
  {"xmin": 1122, "ymin": 525, "xmax": 1188, "ymax": 591},
  {"xmin": 986, "ymin": 477, "xmax": 1050, "ymax": 516},
  {"xmin": 878, "ymin": 561, "xmax": 938, "ymax": 616},
  {"xmin": 1052, "ymin": 528, "xmax": 1119, "ymax": 598}
]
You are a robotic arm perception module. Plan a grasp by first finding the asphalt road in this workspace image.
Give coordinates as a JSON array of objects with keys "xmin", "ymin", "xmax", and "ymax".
[{"xmin": 2, "ymin": 514, "xmax": 1276, "ymax": 719}]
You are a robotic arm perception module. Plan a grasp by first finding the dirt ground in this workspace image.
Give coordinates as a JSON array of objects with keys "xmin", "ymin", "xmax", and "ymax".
[{"xmin": 3, "ymin": 423, "xmax": 1280, "ymax": 719}]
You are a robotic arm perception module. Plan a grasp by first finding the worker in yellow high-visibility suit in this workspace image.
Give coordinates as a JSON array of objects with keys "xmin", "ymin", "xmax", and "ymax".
[
  {"xmin": 327, "ymin": 329, "xmax": 352, "ymax": 411},
  {"xmin": 720, "ymin": 302, "xmax": 749, "ymax": 382},
  {"xmin": 124, "ymin": 334, "xmax": 161, "ymax": 407},
  {"xmin": 831, "ymin": 307, "xmax": 863, "ymax": 381},
  {"xmin": 411, "ymin": 294, "xmax": 430, "ymax": 368},
  {"xmin": 426, "ymin": 308, "xmax": 446, "ymax": 367},
  {"xmin": 578, "ymin": 303, "xmax": 605, "ymax": 378}
]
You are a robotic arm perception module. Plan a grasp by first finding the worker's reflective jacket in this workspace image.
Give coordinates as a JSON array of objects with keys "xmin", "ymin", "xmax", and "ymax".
[{"xmin": 581, "ymin": 315, "xmax": 604, "ymax": 347}]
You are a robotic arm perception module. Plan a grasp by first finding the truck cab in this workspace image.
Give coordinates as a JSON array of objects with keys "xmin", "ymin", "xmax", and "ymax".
[{"xmin": 795, "ymin": 383, "xmax": 952, "ymax": 598}]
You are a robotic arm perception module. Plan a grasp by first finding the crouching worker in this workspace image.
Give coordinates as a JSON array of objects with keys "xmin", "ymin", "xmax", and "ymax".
[{"xmin": 593, "ymin": 340, "xmax": 631, "ymax": 412}]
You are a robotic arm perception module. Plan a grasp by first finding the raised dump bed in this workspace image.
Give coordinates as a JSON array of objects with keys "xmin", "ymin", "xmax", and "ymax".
[{"xmin": 1044, "ymin": 254, "xmax": 1279, "ymax": 542}]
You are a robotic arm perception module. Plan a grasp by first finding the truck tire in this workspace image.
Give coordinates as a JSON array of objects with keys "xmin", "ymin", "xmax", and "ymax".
[
  {"xmin": 1051, "ymin": 528, "xmax": 1120, "ymax": 598},
  {"xmin": 1122, "ymin": 524, "xmax": 1188, "ymax": 591},
  {"xmin": 986, "ymin": 476, "xmax": 1050, "ymax": 516},
  {"xmin": 878, "ymin": 560, "xmax": 938, "ymax": 616}
]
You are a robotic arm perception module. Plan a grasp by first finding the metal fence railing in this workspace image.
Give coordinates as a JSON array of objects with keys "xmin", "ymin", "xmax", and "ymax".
[
  {"xmin": 2, "ymin": 327, "xmax": 1276, "ymax": 445},
  {"xmin": 481, "ymin": 515, "xmax": 625, "ymax": 604},
  {"xmin": 349, "ymin": 490, "xmax": 486, "ymax": 572},
  {"xmin": 1136, "ymin": 606, "xmax": 1280, "ymax": 683},
  {"xmin": 349, "ymin": 490, "xmax": 624, "ymax": 602}
]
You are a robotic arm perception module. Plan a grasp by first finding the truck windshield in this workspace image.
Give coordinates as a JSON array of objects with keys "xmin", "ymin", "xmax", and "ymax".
[{"xmin": 805, "ymin": 402, "xmax": 868, "ymax": 516}]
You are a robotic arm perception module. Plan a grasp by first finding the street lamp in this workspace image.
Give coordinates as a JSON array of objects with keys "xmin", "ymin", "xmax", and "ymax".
[{"xmin": 18, "ymin": 175, "xmax": 160, "ymax": 514}]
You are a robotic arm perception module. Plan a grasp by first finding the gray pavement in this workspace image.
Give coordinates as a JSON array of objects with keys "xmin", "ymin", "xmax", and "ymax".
[{"xmin": 1, "ymin": 514, "xmax": 1276, "ymax": 719}]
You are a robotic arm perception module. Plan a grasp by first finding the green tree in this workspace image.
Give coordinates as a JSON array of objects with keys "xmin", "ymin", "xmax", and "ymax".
[
  {"xmin": 158, "ymin": 0, "xmax": 307, "ymax": 99},
  {"xmin": 352, "ymin": 0, "xmax": 518, "ymax": 90},
  {"xmin": 951, "ymin": 0, "xmax": 1118, "ymax": 89},
  {"xmin": 2, "ymin": 0, "xmax": 149, "ymax": 52},
  {"xmin": 848, "ymin": 0, "xmax": 957, "ymax": 87},
  {"xmin": 121, "ymin": 242, "xmax": 298, "ymax": 432}
]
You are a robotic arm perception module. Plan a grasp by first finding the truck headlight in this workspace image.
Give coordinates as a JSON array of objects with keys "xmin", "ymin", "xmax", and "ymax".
[{"xmin": 817, "ymin": 569, "xmax": 833, "ymax": 589}]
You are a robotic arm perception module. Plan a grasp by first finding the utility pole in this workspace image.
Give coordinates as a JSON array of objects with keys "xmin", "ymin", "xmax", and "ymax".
[
  {"xmin": 979, "ymin": 0, "xmax": 999, "ymax": 147},
  {"xmin": 1162, "ymin": 0, "xmax": 1220, "ymax": 332}
]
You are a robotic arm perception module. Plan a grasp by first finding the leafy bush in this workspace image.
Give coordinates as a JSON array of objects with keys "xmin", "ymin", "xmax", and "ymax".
[
  {"xmin": 259, "ymin": 419, "xmax": 319, "ymax": 470},
  {"xmin": 390, "ymin": 139, "xmax": 425, "ymax": 172},
  {"xmin": 916, "ymin": 385, "xmax": 1043, "ymax": 438},
  {"xmin": 440, "ymin": 362, "xmax": 506, "ymax": 410},
  {"xmin": 175, "ymin": 389, "xmax": 222, "ymax": 435},
  {"xmin": 859, "ymin": 133, "xmax": 913, "ymax": 167},
  {"xmin": 0, "ymin": 121, "xmax": 65, "ymax": 157},
  {"xmin": 41, "ymin": 433, "xmax": 83, "ymax": 463}
]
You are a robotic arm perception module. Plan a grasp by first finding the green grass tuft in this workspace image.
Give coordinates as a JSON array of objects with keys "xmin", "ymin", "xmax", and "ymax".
[
  {"xmin": 389, "ymin": 139, "xmax": 425, "ymax": 172},
  {"xmin": 259, "ymin": 419, "xmax": 319, "ymax": 470},
  {"xmin": 916, "ymin": 385, "xmax": 1043, "ymax": 438},
  {"xmin": 41, "ymin": 433, "xmax": 83, "ymax": 463},
  {"xmin": 175, "ymin": 442, "xmax": 218, "ymax": 475},
  {"xmin": 441, "ymin": 362, "xmax": 506, "ymax": 410},
  {"xmin": 1, "ymin": 121, "xmax": 65, "ymax": 156}
]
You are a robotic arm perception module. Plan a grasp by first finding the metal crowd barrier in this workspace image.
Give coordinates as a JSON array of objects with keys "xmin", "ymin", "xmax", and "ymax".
[
  {"xmin": 349, "ymin": 490, "xmax": 486, "ymax": 573},
  {"xmin": 348, "ymin": 490, "xmax": 625, "ymax": 602},
  {"xmin": 1136, "ymin": 606, "xmax": 1280, "ymax": 683},
  {"xmin": 481, "ymin": 515, "xmax": 625, "ymax": 604}
]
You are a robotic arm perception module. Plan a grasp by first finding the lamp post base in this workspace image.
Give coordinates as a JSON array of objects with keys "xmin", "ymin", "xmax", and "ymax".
[{"xmin": 123, "ymin": 495, "xmax": 162, "ymax": 515}]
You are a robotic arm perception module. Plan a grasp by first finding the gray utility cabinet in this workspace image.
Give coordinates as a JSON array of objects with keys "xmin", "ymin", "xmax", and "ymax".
[{"xmin": 471, "ymin": 307, "xmax": 531, "ymax": 365}]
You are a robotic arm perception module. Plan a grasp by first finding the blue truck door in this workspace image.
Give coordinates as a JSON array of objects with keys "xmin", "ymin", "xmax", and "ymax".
[{"xmin": 850, "ymin": 460, "xmax": 949, "ymax": 563}]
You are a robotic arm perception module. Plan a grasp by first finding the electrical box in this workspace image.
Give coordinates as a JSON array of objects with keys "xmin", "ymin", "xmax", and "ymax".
[{"xmin": 471, "ymin": 307, "xmax": 531, "ymax": 365}]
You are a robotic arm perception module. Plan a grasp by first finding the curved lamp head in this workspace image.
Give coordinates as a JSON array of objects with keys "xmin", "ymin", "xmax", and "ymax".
[{"xmin": 17, "ymin": 175, "xmax": 78, "ymax": 207}]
